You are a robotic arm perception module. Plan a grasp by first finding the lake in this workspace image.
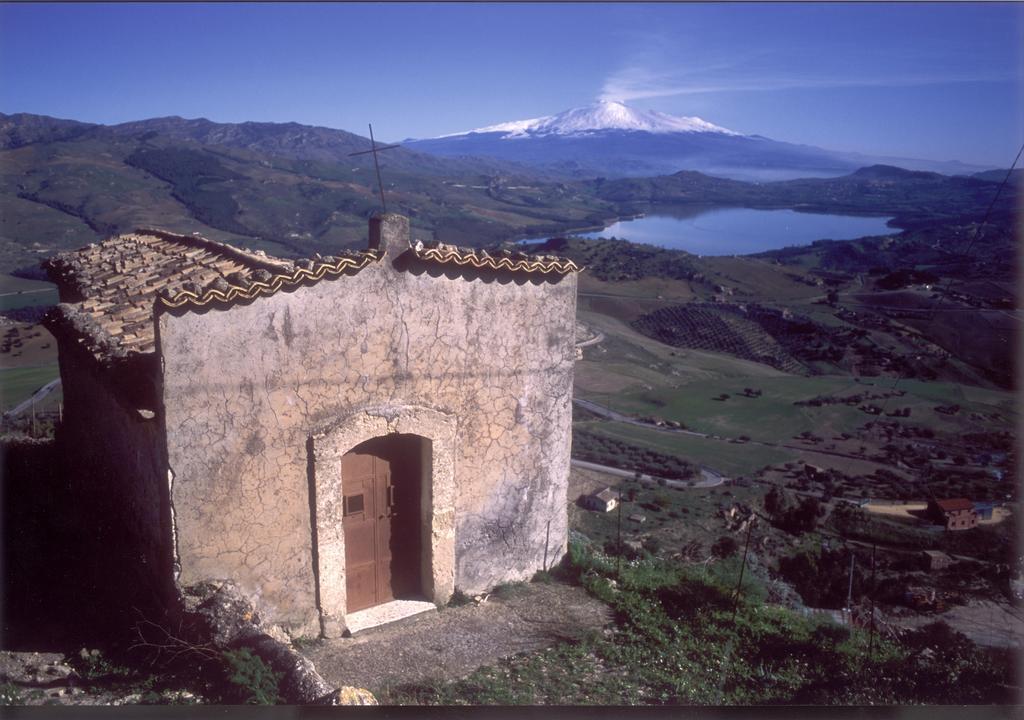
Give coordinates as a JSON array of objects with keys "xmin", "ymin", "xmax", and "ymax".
[{"xmin": 536, "ymin": 206, "xmax": 895, "ymax": 256}]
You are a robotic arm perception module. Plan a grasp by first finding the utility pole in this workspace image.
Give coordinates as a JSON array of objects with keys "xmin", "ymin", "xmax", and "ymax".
[
  {"xmin": 868, "ymin": 543, "xmax": 877, "ymax": 659},
  {"xmin": 731, "ymin": 519, "xmax": 755, "ymax": 624},
  {"xmin": 616, "ymin": 486, "xmax": 623, "ymax": 578},
  {"xmin": 846, "ymin": 552, "xmax": 856, "ymax": 618}
]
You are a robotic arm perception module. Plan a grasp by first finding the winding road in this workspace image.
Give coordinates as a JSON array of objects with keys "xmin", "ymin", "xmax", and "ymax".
[
  {"xmin": 570, "ymin": 458, "xmax": 724, "ymax": 489},
  {"xmin": 4, "ymin": 378, "xmax": 61, "ymax": 417}
]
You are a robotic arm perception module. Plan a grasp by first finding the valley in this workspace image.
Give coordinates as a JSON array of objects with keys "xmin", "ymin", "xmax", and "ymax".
[{"xmin": 0, "ymin": 110, "xmax": 1018, "ymax": 706}]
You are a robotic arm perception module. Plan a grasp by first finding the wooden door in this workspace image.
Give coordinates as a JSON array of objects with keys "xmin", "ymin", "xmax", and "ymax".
[{"xmin": 342, "ymin": 449, "xmax": 394, "ymax": 613}]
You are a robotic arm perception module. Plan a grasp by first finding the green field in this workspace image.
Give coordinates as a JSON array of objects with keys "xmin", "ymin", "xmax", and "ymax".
[
  {"xmin": 0, "ymin": 275, "xmax": 58, "ymax": 312},
  {"xmin": 0, "ymin": 364, "xmax": 60, "ymax": 412},
  {"xmin": 576, "ymin": 419, "xmax": 796, "ymax": 478},
  {"xmin": 587, "ymin": 374, "xmax": 1012, "ymax": 446}
]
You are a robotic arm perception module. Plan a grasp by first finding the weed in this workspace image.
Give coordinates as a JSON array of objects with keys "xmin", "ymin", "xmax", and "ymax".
[
  {"xmin": 0, "ymin": 682, "xmax": 21, "ymax": 706},
  {"xmin": 71, "ymin": 648, "xmax": 133, "ymax": 683},
  {"xmin": 290, "ymin": 636, "xmax": 320, "ymax": 650},
  {"xmin": 221, "ymin": 648, "xmax": 282, "ymax": 705},
  {"xmin": 447, "ymin": 589, "xmax": 473, "ymax": 607},
  {"xmin": 531, "ymin": 569, "xmax": 553, "ymax": 583}
]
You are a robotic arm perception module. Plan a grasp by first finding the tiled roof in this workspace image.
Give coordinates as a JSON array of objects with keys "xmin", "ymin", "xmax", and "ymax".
[
  {"xmin": 43, "ymin": 229, "xmax": 379, "ymax": 359},
  {"xmin": 933, "ymin": 498, "xmax": 974, "ymax": 512},
  {"xmin": 411, "ymin": 241, "xmax": 581, "ymax": 275},
  {"xmin": 43, "ymin": 228, "xmax": 579, "ymax": 362}
]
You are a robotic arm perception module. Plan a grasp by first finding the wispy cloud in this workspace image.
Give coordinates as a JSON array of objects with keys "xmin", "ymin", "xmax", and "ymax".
[{"xmin": 600, "ymin": 64, "xmax": 1012, "ymax": 103}]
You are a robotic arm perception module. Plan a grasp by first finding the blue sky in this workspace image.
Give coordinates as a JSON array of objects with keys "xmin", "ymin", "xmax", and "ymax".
[{"xmin": 1, "ymin": 2, "xmax": 1021, "ymax": 166}]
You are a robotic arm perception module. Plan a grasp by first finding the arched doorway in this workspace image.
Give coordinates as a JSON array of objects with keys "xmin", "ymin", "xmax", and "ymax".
[
  {"xmin": 311, "ymin": 405, "xmax": 456, "ymax": 638},
  {"xmin": 341, "ymin": 434, "xmax": 425, "ymax": 612}
]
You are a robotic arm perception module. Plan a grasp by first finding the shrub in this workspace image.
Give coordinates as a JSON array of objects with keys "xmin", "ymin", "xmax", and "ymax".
[
  {"xmin": 711, "ymin": 536, "xmax": 739, "ymax": 559},
  {"xmin": 0, "ymin": 683, "xmax": 21, "ymax": 705},
  {"xmin": 447, "ymin": 589, "xmax": 473, "ymax": 607},
  {"xmin": 221, "ymin": 648, "xmax": 281, "ymax": 705}
]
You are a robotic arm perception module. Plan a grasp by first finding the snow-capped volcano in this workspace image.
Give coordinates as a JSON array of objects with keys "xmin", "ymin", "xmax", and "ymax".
[
  {"xmin": 438, "ymin": 100, "xmax": 738, "ymax": 139},
  {"xmin": 405, "ymin": 100, "xmax": 882, "ymax": 181}
]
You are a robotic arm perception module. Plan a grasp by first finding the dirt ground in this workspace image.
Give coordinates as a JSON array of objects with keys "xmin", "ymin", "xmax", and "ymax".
[
  {"xmin": 864, "ymin": 502, "xmax": 927, "ymax": 519},
  {"xmin": 301, "ymin": 580, "xmax": 611, "ymax": 694},
  {"xmin": 892, "ymin": 599, "xmax": 1024, "ymax": 649},
  {"xmin": 864, "ymin": 501, "xmax": 1011, "ymax": 526},
  {"xmin": 569, "ymin": 465, "xmax": 623, "ymax": 501}
]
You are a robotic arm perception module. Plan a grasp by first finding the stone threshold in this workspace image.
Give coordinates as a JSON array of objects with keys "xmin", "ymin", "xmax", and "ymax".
[{"xmin": 345, "ymin": 599, "xmax": 437, "ymax": 635}]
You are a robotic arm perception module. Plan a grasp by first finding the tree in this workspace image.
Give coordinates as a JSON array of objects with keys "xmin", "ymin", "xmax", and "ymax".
[
  {"xmin": 764, "ymin": 486, "xmax": 784, "ymax": 515},
  {"xmin": 711, "ymin": 536, "xmax": 739, "ymax": 559}
]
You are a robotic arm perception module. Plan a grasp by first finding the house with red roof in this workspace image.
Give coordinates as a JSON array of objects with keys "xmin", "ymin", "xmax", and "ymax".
[{"xmin": 926, "ymin": 498, "xmax": 978, "ymax": 531}]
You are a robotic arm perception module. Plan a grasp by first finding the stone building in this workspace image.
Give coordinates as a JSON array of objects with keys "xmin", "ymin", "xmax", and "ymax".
[{"xmin": 43, "ymin": 214, "xmax": 580, "ymax": 638}]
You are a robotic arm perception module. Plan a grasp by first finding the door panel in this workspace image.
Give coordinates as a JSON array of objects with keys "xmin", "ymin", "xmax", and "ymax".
[
  {"xmin": 341, "ymin": 436, "xmax": 422, "ymax": 613},
  {"xmin": 342, "ymin": 450, "xmax": 389, "ymax": 613}
]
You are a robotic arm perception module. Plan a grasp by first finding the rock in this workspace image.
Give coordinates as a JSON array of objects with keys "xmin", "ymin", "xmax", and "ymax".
[
  {"xmin": 264, "ymin": 624, "xmax": 292, "ymax": 646},
  {"xmin": 180, "ymin": 582, "xmax": 339, "ymax": 705},
  {"xmin": 0, "ymin": 651, "xmax": 77, "ymax": 685},
  {"xmin": 181, "ymin": 581, "xmax": 262, "ymax": 648},
  {"xmin": 336, "ymin": 687, "xmax": 378, "ymax": 705},
  {"xmin": 236, "ymin": 633, "xmax": 338, "ymax": 705},
  {"xmin": 160, "ymin": 689, "xmax": 196, "ymax": 704},
  {"xmin": 321, "ymin": 616, "xmax": 347, "ymax": 639}
]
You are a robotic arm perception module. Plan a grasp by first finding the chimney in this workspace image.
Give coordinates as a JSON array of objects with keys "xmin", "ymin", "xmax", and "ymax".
[{"xmin": 368, "ymin": 213, "xmax": 410, "ymax": 262}]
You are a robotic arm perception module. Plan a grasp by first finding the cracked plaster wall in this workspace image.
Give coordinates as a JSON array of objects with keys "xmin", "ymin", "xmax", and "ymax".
[{"xmin": 158, "ymin": 228, "xmax": 577, "ymax": 632}]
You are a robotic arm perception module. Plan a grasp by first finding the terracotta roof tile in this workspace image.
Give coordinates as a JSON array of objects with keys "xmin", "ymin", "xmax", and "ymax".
[
  {"xmin": 44, "ymin": 229, "xmax": 380, "ymax": 360},
  {"xmin": 934, "ymin": 498, "xmax": 974, "ymax": 512},
  {"xmin": 411, "ymin": 241, "xmax": 581, "ymax": 275}
]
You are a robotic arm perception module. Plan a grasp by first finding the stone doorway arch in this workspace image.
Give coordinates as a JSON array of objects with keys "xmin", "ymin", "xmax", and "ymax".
[{"xmin": 310, "ymin": 405, "xmax": 456, "ymax": 637}]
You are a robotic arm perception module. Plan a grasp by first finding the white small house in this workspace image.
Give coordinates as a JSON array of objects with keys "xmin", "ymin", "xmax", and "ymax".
[{"xmin": 582, "ymin": 488, "xmax": 618, "ymax": 513}]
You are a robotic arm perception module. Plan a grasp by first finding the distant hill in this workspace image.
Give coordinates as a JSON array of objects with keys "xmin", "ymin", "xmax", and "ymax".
[
  {"xmin": 587, "ymin": 164, "xmax": 1012, "ymax": 229},
  {"xmin": 0, "ymin": 112, "xmax": 616, "ymax": 275},
  {"xmin": 0, "ymin": 112, "xmax": 97, "ymax": 149},
  {"xmin": 971, "ymin": 168, "xmax": 1024, "ymax": 186}
]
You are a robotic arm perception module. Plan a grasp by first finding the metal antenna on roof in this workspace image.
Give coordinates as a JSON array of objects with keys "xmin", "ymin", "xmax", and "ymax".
[{"xmin": 348, "ymin": 123, "xmax": 400, "ymax": 213}]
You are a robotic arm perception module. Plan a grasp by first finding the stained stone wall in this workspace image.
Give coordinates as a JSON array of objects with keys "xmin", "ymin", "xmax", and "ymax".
[
  {"xmin": 53, "ymin": 339, "xmax": 175, "ymax": 612},
  {"xmin": 158, "ymin": 215, "xmax": 577, "ymax": 634}
]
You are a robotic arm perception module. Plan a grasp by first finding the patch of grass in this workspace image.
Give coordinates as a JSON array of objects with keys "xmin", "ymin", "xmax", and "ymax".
[{"xmin": 380, "ymin": 542, "xmax": 1015, "ymax": 705}]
